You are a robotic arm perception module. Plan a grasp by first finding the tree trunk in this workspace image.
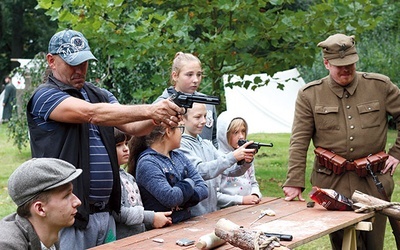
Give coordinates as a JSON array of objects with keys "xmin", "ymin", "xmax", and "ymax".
[
  {"xmin": 214, "ymin": 218, "xmax": 289, "ymax": 250},
  {"xmin": 351, "ymin": 190, "xmax": 400, "ymax": 220}
]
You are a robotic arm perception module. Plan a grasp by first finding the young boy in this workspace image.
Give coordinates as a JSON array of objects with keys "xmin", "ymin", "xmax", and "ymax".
[
  {"xmin": 216, "ymin": 111, "xmax": 262, "ymax": 208},
  {"xmin": 178, "ymin": 103, "xmax": 257, "ymax": 217},
  {"xmin": 113, "ymin": 128, "xmax": 172, "ymax": 239},
  {"xmin": 0, "ymin": 158, "xmax": 82, "ymax": 249}
]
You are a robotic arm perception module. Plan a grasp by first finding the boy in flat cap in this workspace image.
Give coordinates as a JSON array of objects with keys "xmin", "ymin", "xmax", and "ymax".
[
  {"xmin": 282, "ymin": 33, "xmax": 400, "ymax": 249},
  {"xmin": 27, "ymin": 29, "xmax": 184, "ymax": 249},
  {"xmin": 0, "ymin": 158, "xmax": 82, "ymax": 250}
]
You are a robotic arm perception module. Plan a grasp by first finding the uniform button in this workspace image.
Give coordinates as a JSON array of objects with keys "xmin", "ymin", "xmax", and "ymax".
[
  {"xmin": 350, "ymin": 148, "xmax": 354, "ymax": 152},
  {"xmin": 346, "ymin": 105, "xmax": 351, "ymax": 109},
  {"xmin": 368, "ymin": 107, "xmax": 372, "ymax": 110},
  {"xmin": 349, "ymin": 136, "xmax": 354, "ymax": 140},
  {"xmin": 350, "ymin": 125, "xmax": 355, "ymax": 129},
  {"xmin": 345, "ymin": 94, "xmax": 349, "ymax": 98},
  {"xmin": 348, "ymin": 115, "xmax": 352, "ymax": 119}
]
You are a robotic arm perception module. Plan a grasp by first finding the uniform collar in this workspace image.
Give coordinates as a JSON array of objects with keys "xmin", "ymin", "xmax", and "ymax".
[{"xmin": 328, "ymin": 73, "xmax": 359, "ymax": 98}]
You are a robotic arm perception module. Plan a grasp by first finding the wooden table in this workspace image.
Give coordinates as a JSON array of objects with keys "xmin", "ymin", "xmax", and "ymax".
[{"xmin": 90, "ymin": 197, "xmax": 374, "ymax": 249}]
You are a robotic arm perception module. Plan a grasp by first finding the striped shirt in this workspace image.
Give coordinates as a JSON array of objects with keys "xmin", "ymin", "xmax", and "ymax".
[{"xmin": 30, "ymin": 87, "xmax": 118, "ymax": 202}]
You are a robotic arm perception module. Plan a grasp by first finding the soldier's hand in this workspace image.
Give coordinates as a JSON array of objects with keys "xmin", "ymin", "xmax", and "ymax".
[
  {"xmin": 383, "ymin": 155, "xmax": 399, "ymax": 176},
  {"xmin": 283, "ymin": 186, "xmax": 305, "ymax": 201}
]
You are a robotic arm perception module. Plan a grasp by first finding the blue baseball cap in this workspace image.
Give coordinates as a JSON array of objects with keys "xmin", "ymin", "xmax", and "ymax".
[{"xmin": 48, "ymin": 29, "xmax": 97, "ymax": 66}]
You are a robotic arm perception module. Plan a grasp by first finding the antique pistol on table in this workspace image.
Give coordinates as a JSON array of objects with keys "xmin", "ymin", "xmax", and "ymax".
[
  {"xmin": 170, "ymin": 91, "xmax": 220, "ymax": 114},
  {"xmin": 263, "ymin": 232, "xmax": 293, "ymax": 241},
  {"xmin": 237, "ymin": 139, "xmax": 273, "ymax": 164}
]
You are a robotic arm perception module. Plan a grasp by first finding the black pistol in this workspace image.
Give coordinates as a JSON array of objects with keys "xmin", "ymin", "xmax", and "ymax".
[
  {"xmin": 263, "ymin": 232, "xmax": 293, "ymax": 241},
  {"xmin": 238, "ymin": 139, "xmax": 273, "ymax": 149},
  {"xmin": 237, "ymin": 139, "xmax": 273, "ymax": 165},
  {"xmin": 170, "ymin": 91, "xmax": 220, "ymax": 114}
]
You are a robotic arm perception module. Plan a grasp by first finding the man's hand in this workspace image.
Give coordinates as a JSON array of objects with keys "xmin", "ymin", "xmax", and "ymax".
[
  {"xmin": 283, "ymin": 186, "xmax": 305, "ymax": 201},
  {"xmin": 151, "ymin": 99, "xmax": 184, "ymax": 127},
  {"xmin": 382, "ymin": 155, "xmax": 400, "ymax": 176}
]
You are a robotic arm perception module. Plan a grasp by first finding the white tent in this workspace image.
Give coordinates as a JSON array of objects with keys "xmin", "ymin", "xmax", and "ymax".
[{"xmin": 223, "ymin": 68, "xmax": 305, "ymax": 134}]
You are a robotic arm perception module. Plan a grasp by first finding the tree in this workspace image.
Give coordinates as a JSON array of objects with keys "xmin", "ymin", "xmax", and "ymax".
[
  {"xmin": 0, "ymin": 0, "xmax": 57, "ymax": 81},
  {"xmin": 8, "ymin": 0, "xmax": 389, "ymax": 150},
  {"xmin": 36, "ymin": 0, "xmax": 385, "ymax": 109},
  {"xmin": 299, "ymin": 0, "xmax": 400, "ymax": 86}
]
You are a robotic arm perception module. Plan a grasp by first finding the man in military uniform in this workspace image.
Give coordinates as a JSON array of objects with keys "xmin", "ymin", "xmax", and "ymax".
[{"xmin": 282, "ymin": 33, "xmax": 400, "ymax": 249}]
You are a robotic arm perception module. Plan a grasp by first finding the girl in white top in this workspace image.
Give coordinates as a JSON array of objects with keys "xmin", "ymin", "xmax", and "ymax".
[{"xmin": 216, "ymin": 111, "xmax": 262, "ymax": 208}]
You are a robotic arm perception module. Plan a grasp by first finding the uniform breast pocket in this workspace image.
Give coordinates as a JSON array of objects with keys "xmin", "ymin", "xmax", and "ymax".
[
  {"xmin": 314, "ymin": 106, "xmax": 340, "ymax": 130},
  {"xmin": 357, "ymin": 101, "xmax": 380, "ymax": 128}
]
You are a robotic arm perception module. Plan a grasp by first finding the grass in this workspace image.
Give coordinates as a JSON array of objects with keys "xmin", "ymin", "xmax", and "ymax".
[
  {"xmin": 0, "ymin": 123, "xmax": 398, "ymax": 249},
  {"xmin": 0, "ymin": 123, "xmax": 31, "ymax": 218}
]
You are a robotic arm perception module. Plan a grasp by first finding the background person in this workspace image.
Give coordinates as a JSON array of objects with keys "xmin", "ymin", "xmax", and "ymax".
[
  {"xmin": 216, "ymin": 111, "xmax": 262, "ymax": 209},
  {"xmin": 178, "ymin": 103, "xmax": 257, "ymax": 216},
  {"xmin": 2, "ymin": 75, "xmax": 16, "ymax": 123},
  {"xmin": 154, "ymin": 52, "xmax": 219, "ymax": 148},
  {"xmin": 282, "ymin": 33, "xmax": 400, "ymax": 250},
  {"xmin": 113, "ymin": 128, "xmax": 172, "ymax": 239},
  {"xmin": 26, "ymin": 29, "xmax": 183, "ymax": 249},
  {"xmin": 0, "ymin": 158, "xmax": 82, "ymax": 250}
]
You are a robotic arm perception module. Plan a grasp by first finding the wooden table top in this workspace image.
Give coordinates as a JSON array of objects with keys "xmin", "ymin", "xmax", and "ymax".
[{"xmin": 90, "ymin": 197, "xmax": 374, "ymax": 249}]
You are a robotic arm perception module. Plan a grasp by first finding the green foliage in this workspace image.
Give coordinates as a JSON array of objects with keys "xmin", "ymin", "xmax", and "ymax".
[
  {"xmin": 0, "ymin": 0, "xmax": 57, "ymax": 80},
  {"xmin": 299, "ymin": 1, "xmax": 400, "ymax": 86},
  {"xmin": 7, "ymin": 52, "xmax": 48, "ymax": 151},
  {"xmin": 35, "ymin": 0, "xmax": 384, "ymax": 109},
  {"xmin": 6, "ymin": 0, "xmax": 396, "ymax": 149}
]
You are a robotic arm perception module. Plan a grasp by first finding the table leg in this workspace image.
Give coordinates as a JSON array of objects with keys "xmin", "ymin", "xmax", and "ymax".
[
  {"xmin": 342, "ymin": 221, "xmax": 373, "ymax": 250},
  {"xmin": 342, "ymin": 226, "xmax": 357, "ymax": 250}
]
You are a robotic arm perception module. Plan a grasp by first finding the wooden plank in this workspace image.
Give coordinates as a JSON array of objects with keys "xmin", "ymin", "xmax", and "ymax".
[
  {"xmin": 89, "ymin": 197, "xmax": 279, "ymax": 250},
  {"xmin": 89, "ymin": 197, "xmax": 374, "ymax": 250},
  {"xmin": 119, "ymin": 198, "xmax": 282, "ymax": 250},
  {"xmin": 253, "ymin": 204, "xmax": 374, "ymax": 249}
]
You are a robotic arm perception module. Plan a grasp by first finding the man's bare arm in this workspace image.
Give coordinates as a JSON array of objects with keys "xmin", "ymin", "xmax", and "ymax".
[{"xmin": 49, "ymin": 97, "xmax": 183, "ymax": 135}]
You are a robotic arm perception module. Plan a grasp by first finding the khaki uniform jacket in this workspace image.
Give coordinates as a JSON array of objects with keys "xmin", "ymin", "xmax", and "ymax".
[{"xmin": 283, "ymin": 72, "xmax": 400, "ymax": 199}]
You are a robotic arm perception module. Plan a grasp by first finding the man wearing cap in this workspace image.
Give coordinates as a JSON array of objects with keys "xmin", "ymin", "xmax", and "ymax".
[
  {"xmin": 282, "ymin": 33, "xmax": 400, "ymax": 249},
  {"xmin": 26, "ymin": 29, "xmax": 184, "ymax": 249},
  {"xmin": 0, "ymin": 158, "xmax": 82, "ymax": 249}
]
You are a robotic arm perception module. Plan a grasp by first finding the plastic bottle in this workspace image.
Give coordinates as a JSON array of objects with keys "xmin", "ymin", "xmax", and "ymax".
[{"xmin": 195, "ymin": 232, "xmax": 226, "ymax": 249}]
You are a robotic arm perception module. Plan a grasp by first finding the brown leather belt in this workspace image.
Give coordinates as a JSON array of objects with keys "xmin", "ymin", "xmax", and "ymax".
[{"xmin": 314, "ymin": 147, "xmax": 388, "ymax": 177}]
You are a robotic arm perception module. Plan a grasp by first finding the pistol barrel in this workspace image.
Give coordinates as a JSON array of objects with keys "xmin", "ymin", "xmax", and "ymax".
[
  {"xmin": 189, "ymin": 94, "xmax": 220, "ymax": 105},
  {"xmin": 238, "ymin": 139, "xmax": 273, "ymax": 148},
  {"xmin": 257, "ymin": 142, "xmax": 273, "ymax": 147}
]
